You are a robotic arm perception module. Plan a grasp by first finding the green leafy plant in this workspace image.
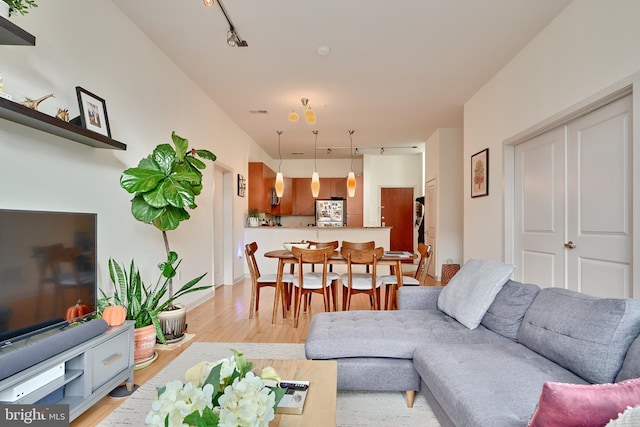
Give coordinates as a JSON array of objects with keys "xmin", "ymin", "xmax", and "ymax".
[
  {"xmin": 3, "ymin": 0, "xmax": 37, "ymax": 15},
  {"xmin": 248, "ymin": 208, "xmax": 259, "ymax": 218},
  {"xmin": 120, "ymin": 131, "xmax": 216, "ymax": 307},
  {"xmin": 102, "ymin": 252, "xmax": 209, "ymax": 343}
]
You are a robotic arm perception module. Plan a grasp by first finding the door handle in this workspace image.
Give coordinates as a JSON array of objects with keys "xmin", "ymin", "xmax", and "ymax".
[{"xmin": 564, "ymin": 241, "xmax": 576, "ymax": 249}]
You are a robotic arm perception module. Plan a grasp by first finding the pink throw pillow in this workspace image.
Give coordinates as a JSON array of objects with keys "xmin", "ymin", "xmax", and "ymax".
[{"xmin": 529, "ymin": 379, "xmax": 640, "ymax": 427}]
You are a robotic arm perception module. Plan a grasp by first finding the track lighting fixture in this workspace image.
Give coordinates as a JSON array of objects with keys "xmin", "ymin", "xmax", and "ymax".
[
  {"xmin": 275, "ymin": 131, "xmax": 284, "ymax": 197},
  {"xmin": 289, "ymin": 98, "xmax": 316, "ymax": 124},
  {"xmin": 217, "ymin": 0, "xmax": 248, "ymax": 47},
  {"xmin": 355, "ymin": 147, "xmax": 359, "ymax": 155},
  {"xmin": 347, "ymin": 130, "xmax": 356, "ymax": 197},
  {"xmin": 380, "ymin": 147, "xmax": 385, "ymax": 155},
  {"xmin": 327, "ymin": 148, "xmax": 332, "ymax": 156}
]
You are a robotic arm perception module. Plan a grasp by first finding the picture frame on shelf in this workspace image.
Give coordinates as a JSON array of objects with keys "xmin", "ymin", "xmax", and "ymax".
[
  {"xmin": 471, "ymin": 148, "xmax": 489, "ymax": 198},
  {"xmin": 75, "ymin": 86, "xmax": 111, "ymax": 137},
  {"xmin": 237, "ymin": 174, "xmax": 246, "ymax": 197}
]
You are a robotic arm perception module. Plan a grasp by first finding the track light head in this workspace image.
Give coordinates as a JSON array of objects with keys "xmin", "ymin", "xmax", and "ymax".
[{"xmin": 227, "ymin": 30, "xmax": 237, "ymax": 47}]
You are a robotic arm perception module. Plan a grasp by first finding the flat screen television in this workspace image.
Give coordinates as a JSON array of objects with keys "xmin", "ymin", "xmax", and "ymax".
[{"xmin": 0, "ymin": 209, "xmax": 97, "ymax": 347}]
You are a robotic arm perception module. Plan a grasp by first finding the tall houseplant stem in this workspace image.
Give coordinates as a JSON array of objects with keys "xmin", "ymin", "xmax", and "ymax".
[{"xmin": 162, "ymin": 230, "xmax": 174, "ymax": 308}]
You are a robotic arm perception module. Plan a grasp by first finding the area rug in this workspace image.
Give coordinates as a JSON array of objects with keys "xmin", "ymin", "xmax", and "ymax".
[{"xmin": 98, "ymin": 342, "xmax": 440, "ymax": 427}]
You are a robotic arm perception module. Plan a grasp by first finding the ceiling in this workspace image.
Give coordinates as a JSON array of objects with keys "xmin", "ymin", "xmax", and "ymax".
[{"xmin": 113, "ymin": 0, "xmax": 572, "ymax": 160}]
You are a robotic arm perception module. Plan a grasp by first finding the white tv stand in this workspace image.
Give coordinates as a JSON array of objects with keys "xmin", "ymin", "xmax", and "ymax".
[{"xmin": 0, "ymin": 320, "xmax": 135, "ymax": 421}]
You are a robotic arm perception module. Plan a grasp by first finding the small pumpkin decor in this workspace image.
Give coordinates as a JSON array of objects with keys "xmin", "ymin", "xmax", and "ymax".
[
  {"xmin": 102, "ymin": 304, "xmax": 126, "ymax": 327},
  {"xmin": 65, "ymin": 299, "xmax": 92, "ymax": 321}
]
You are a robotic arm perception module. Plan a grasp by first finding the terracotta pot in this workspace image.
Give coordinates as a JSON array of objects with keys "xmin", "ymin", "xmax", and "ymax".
[
  {"xmin": 157, "ymin": 304, "xmax": 186, "ymax": 343},
  {"xmin": 134, "ymin": 324, "xmax": 156, "ymax": 364}
]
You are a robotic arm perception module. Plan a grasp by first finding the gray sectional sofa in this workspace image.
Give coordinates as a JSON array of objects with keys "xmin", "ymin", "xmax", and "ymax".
[{"xmin": 305, "ymin": 278, "xmax": 640, "ymax": 426}]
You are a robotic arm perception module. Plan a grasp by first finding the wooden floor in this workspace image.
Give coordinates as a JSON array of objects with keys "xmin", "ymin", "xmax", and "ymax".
[{"xmin": 72, "ymin": 275, "xmax": 440, "ymax": 426}]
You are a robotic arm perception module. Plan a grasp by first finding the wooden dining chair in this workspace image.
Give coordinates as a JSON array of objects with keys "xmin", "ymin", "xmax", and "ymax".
[
  {"xmin": 244, "ymin": 242, "xmax": 296, "ymax": 319},
  {"xmin": 290, "ymin": 245, "xmax": 336, "ymax": 328},
  {"xmin": 340, "ymin": 246, "xmax": 384, "ymax": 311},
  {"xmin": 380, "ymin": 243, "xmax": 432, "ymax": 309},
  {"xmin": 303, "ymin": 240, "xmax": 340, "ymax": 310}
]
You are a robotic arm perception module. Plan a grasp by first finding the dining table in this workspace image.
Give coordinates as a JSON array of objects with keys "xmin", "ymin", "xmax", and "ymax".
[{"xmin": 263, "ymin": 248, "xmax": 417, "ymax": 324}]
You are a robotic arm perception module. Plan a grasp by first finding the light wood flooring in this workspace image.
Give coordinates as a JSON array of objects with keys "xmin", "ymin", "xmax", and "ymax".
[{"xmin": 71, "ymin": 275, "xmax": 440, "ymax": 426}]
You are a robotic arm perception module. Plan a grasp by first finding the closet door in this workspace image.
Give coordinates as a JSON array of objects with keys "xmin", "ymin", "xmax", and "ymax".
[
  {"xmin": 514, "ymin": 95, "xmax": 632, "ymax": 297},
  {"xmin": 566, "ymin": 95, "xmax": 632, "ymax": 297},
  {"xmin": 514, "ymin": 127, "xmax": 566, "ymax": 288}
]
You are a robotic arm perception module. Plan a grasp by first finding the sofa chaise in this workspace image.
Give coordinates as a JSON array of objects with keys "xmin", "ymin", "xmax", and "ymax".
[{"xmin": 304, "ymin": 259, "xmax": 640, "ymax": 426}]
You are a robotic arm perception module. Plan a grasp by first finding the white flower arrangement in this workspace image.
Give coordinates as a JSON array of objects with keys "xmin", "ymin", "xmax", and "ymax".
[{"xmin": 146, "ymin": 349, "xmax": 285, "ymax": 427}]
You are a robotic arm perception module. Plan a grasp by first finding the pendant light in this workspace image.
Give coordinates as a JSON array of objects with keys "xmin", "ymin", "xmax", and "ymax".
[
  {"xmin": 275, "ymin": 131, "xmax": 284, "ymax": 197},
  {"xmin": 311, "ymin": 130, "xmax": 320, "ymax": 198},
  {"xmin": 347, "ymin": 129, "xmax": 357, "ymax": 197}
]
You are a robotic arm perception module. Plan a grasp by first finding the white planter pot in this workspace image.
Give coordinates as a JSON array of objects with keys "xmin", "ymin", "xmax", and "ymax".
[
  {"xmin": 157, "ymin": 303, "xmax": 187, "ymax": 343},
  {"xmin": 0, "ymin": 3, "xmax": 10, "ymax": 19},
  {"xmin": 248, "ymin": 217, "xmax": 259, "ymax": 227}
]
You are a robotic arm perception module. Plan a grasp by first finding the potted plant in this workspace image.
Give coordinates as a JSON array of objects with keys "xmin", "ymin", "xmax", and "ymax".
[
  {"xmin": 248, "ymin": 208, "xmax": 260, "ymax": 227},
  {"xmin": 101, "ymin": 253, "xmax": 209, "ymax": 363},
  {"xmin": 1, "ymin": 0, "xmax": 37, "ymax": 18},
  {"xmin": 119, "ymin": 131, "xmax": 216, "ymax": 342}
]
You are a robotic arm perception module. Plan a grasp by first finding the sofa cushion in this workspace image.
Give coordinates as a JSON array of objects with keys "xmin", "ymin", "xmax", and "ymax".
[
  {"xmin": 616, "ymin": 334, "xmax": 640, "ymax": 382},
  {"xmin": 480, "ymin": 280, "xmax": 540, "ymax": 341},
  {"xmin": 305, "ymin": 309, "xmax": 511, "ymax": 360},
  {"xmin": 528, "ymin": 378, "xmax": 640, "ymax": 427},
  {"xmin": 413, "ymin": 342, "xmax": 587, "ymax": 427},
  {"xmin": 518, "ymin": 288, "xmax": 640, "ymax": 384},
  {"xmin": 437, "ymin": 259, "xmax": 515, "ymax": 329}
]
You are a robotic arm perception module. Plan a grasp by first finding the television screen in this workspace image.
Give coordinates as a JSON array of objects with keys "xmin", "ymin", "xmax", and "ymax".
[{"xmin": 0, "ymin": 209, "xmax": 97, "ymax": 346}]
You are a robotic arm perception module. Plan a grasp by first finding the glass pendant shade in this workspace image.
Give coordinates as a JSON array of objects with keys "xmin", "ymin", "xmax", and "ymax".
[
  {"xmin": 347, "ymin": 171, "xmax": 356, "ymax": 197},
  {"xmin": 288, "ymin": 111, "xmax": 299, "ymax": 122},
  {"xmin": 306, "ymin": 115, "xmax": 317, "ymax": 125},
  {"xmin": 275, "ymin": 172, "xmax": 284, "ymax": 198},
  {"xmin": 304, "ymin": 108, "xmax": 315, "ymax": 119},
  {"xmin": 311, "ymin": 172, "xmax": 320, "ymax": 198}
]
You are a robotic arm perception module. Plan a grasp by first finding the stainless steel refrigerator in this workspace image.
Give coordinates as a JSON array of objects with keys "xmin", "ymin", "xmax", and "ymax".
[{"xmin": 315, "ymin": 199, "xmax": 347, "ymax": 227}]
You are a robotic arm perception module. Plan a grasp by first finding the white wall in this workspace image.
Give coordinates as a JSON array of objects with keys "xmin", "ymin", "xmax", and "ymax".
[
  {"xmin": 425, "ymin": 128, "xmax": 463, "ymax": 278},
  {"xmin": 464, "ymin": 0, "xmax": 640, "ymax": 266},
  {"xmin": 363, "ymin": 154, "xmax": 423, "ymax": 244},
  {"xmin": 0, "ymin": 1, "xmax": 259, "ymax": 307}
]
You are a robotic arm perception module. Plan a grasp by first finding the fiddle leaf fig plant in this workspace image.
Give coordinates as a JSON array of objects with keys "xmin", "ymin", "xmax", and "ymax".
[
  {"xmin": 4, "ymin": 0, "xmax": 38, "ymax": 16},
  {"xmin": 120, "ymin": 131, "xmax": 216, "ymax": 306}
]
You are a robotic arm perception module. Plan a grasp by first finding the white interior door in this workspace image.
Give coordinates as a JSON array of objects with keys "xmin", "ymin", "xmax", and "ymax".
[
  {"xmin": 514, "ymin": 127, "xmax": 566, "ymax": 288},
  {"xmin": 426, "ymin": 178, "xmax": 437, "ymax": 278},
  {"xmin": 213, "ymin": 167, "xmax": 224, "ymax": 287},
  {"xmin": 514, "ymin": 95, "xmax": 632, "ymax": 297},
  {"xmin": 566, "ymin": 95, "xmax": 632, "ymax": 297}
]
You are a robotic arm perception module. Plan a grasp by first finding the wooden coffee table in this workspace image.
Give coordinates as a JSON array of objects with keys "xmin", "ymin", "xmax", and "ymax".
[{"xmin": 251, "ymin": 359, "xmax": 337, "ymax": 427}]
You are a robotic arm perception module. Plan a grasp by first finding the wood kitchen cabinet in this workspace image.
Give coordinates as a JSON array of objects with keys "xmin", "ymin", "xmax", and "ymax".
[
  {"xmin": 274, "ymin": 177, "xmax": 293, "ymax": 215},
  {"xmin": 347, "ymin": 175, "xmax": 364, "ymax": 227},
  {"xmin": 249, "ymin": 162, "xmax": 276, "ymax": 214},
  {"xmin": 293, "ymin": 178, "xmax": 315, "ymax": 215}
]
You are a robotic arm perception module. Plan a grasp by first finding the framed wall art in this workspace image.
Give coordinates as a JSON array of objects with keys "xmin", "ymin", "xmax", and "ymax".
[
  {"xmin": 75, "ymin": 86, "xmax": 111, "ymax": 137},
  {"xmin": 237, "ymin": 174, "xmax": 246, "ymax": 197},
  {"xmin": 471, "ymin": 148, "xmax": 489, "ymax": 198}
]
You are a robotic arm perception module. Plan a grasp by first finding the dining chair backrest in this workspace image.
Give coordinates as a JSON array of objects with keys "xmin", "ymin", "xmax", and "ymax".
[
  {"xmin": 341, "ymin": 241, "xmax": 375, "ymax": 250},
  {"xmin": 244, "ymin": 241, "xmax": 261, "ymax": 279},
  {"xmin": 292, "ymin": 245, "xmax": 335, "ymax": 264},
  {"xmin": 341, "ymin": 246, "xmax": 384, "ymax": 265}
]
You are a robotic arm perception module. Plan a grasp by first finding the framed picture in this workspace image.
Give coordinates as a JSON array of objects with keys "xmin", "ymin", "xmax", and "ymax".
[
  {"xmin": 237, "ymin": 174, "xmax": 246, "ymax": 197},
  {"xmin": 471, "ymin": 148, "xmax": 489, "ymax": 198},
  {"xmin": 75, "ymin": 86, "xmax": 111, "ymax": 138}
]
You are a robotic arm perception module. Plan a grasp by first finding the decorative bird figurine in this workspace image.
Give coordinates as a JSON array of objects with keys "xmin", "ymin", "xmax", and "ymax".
[{"xmin": 21, "ymin": 93, "xmax": 55, "ymax": 110}]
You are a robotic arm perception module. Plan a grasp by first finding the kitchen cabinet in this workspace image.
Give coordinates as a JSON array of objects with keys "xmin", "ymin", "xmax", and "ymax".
[
  {"xmin": 347, "ymin": 175, "xmax": 364, "ymax": 227},
  {"xmin": 248, "ymin": 162, "xmax": 276, "ymax": 214},
  {"xmin": 274, "ymin": 177, "xmax": 293, "ymax": 215},
  {"xmin": 293, "ymin": 178, "xmax": 315, "ymax": 215}
]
